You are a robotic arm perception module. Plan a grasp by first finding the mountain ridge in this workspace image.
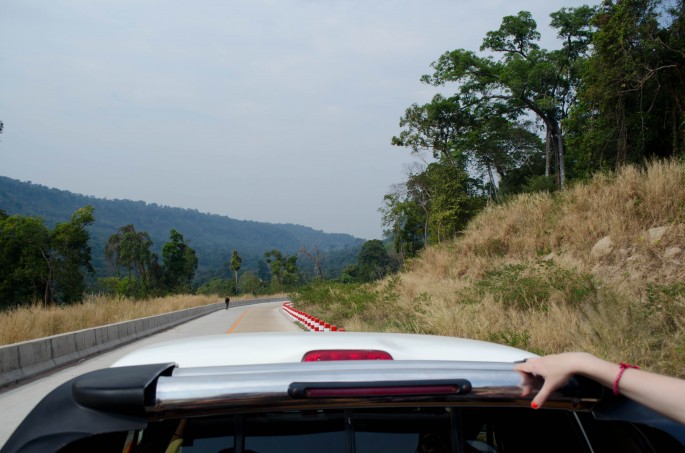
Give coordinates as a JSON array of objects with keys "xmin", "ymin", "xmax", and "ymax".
[{"xmin": 0, "ymin": 175, "xmax": 363, "ymax": 281}]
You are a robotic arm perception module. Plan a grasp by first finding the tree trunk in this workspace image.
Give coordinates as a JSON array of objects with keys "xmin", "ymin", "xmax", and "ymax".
[
  {"xmin": 545, "ymin": 127, "xmax": 552, "ymax": 177},
  {"xmin": 485, "ymin": 158, "xmax": 496, "ymax": 200},
  {"xmin": 556, "ymin": 124, "xmax": 566, "ymax": 190}
]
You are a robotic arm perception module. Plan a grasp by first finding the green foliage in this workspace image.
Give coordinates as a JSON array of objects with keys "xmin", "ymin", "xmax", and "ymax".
[
  {"xmin": 0, "ymin": 176, "xmax": 363, "ymax": 283},
  {"xmin": 264, "ymin": 249, "xmax": 300, "ymax": 288},
  {"xmin": 468, "ymin": 262, "xmax": 598, "ymax": 311},
  {"xmin": 105, "ymin": 224, "xmax": 158, "ymax": 297},
  {"xmin": 238, "ymin": 271, "xmax": 263, "ymax": 295},
  {"xmin": 521, "ymin": 175, "xmax": 557, "ymax": 194},
  {"xmin": 229, "ymin": 250, "xmax": 242, "ymax": 289},
  {"xmin": 293, "ymin": 276, "xmax": 416, "ymax": 332},
  {"xmin": 357, "ymin": 240, "xmax": 394, "ymax": 282},
  {"xmin": 422, "ymin": 163, "xmax": 484, "ymax": 240},
  {"xmin": 0, "ymin": 206, "xmax": 95, "ymax": 307},
  {"xmin": 50, "ymin": 206, "xmax": 96, "ymax": 303},
  {"xmin": 292, "ymin": 280, "xmax": 378, "ymax": 322},
  {"xmin": 196, "ymin": 277, "xmax": 234, "ymax": 296},
  {"xmin": 381, "ymin": 161, "xmax": 486, "ymax": 254},
  {"xmin": 379, "ymin": 192, "xmax": 425, "ymax": 259},
  {"xmin": 567, "ymin": 0, "xmax": 685, "ymax": 174},
  {"xmin": 95, "ymin": 276, "xmax": 141, "ymax": 298},
  {"xmin": 162, "ymin": 229, "xmax": 198, "ymax": 293},
  {"xmin": 0, "ymin": 214, "xmax": 50, "ymax": 307},
  {"xmin": 417, "ymin": 6, "xmax": 597, "ymax": 190},
  {"xmin": 643, "ymin": 282, "xmax": 685, "ymax": 334}
]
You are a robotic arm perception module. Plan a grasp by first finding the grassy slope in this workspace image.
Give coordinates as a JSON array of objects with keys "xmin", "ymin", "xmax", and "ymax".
[{"xmin": 294, "ymin": 160, "xmax": 685, "ymax": 376}]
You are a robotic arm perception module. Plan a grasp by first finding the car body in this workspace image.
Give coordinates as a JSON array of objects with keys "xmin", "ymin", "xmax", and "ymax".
[{"xmin": 3, "ymin": 331, "xmax": 685, "ymax": 453}]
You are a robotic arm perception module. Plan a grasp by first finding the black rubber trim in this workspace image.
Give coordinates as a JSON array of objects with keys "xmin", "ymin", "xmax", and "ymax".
[{"xmin": 1, "ymin": 363, "xmax": 176, "ymax": 453}]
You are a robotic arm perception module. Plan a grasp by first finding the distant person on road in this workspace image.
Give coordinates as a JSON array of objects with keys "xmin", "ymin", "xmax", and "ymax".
[
  {"xmin": 516, "ymin": 352, "xmax": 685, "ymax": 425},
  {"xmin": 225, "ymin": 297, "xmax": 230, "ymax": 310}
]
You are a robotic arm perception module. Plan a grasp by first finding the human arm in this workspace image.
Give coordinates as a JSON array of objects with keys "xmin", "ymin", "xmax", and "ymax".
[{"xmin": 515, "ymin": 352, "xmax": 685, "ymax": 425}]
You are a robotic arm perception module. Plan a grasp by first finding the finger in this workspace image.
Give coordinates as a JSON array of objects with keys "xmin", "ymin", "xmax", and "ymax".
[
  {"xmin": 514, "ymin": 362, "xmax": 534, "ymax": 374},
  {"xmin": 515, "ymin": 357, "xmax": 540, "ymax": 373},
  {"xmin": 531, "ymin": 382, "xmax": 555, "ymax": 409}
]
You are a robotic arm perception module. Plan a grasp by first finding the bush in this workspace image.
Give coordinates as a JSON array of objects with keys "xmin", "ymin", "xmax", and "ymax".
[{"xmin": 196, "ymin": 278, "xmax": 234, "ymax": 296}]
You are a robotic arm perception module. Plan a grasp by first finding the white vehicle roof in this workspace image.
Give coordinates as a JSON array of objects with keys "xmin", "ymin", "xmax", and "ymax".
[{"xmin": 112, "ymin": 332, "xmax": 535, "ymax": 368}]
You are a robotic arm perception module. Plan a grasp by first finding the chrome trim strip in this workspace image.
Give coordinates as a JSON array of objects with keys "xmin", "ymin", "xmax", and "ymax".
[{"xmin": 149, "ymin": 361, "xmax": 600, "ymax": 416}]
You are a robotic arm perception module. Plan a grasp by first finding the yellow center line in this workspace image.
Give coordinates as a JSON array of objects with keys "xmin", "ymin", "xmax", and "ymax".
[{"xmin": 226, "ymin": 308, "xmax": 252, "ymax": 334}]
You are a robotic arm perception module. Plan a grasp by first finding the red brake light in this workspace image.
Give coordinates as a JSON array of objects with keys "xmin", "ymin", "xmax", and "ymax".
[{"xmin": 302, "ymin": 349, "xmax": 393, "ymax": 362}]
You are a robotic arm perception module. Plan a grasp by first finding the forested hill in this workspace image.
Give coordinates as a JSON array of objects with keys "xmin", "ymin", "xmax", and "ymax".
[{"xmin": 0, "ymin": 176, "xmax": 364, "ymax": 280}]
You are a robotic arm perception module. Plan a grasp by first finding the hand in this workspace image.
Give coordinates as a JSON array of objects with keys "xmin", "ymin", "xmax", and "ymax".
[{"xmin": 515, "ymin": 352, "xmax": 593, "ymax": 408}]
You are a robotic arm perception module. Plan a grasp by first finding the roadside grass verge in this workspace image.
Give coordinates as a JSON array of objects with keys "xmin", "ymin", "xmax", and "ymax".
[{"xmin": 0, "ymin": 294, "xmax": 224, "ymax": 345}]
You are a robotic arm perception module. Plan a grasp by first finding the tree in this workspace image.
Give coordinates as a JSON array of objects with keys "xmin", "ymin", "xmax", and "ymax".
[
  {"xmin": 393, "ymin": 93, "xmax": 543, "ymax": 196},
  {"xmin": 381, "ymin": 160, "xmax": 484, "ymax": 255},
  {"xmin": 392, "ymin": 94, "xmax": 473, "ymax": 169},
  {"xmin": 567, "ymin": 0, "xmax": 685, "ymax": 173},
  {"xmin": 380, "ymin": 190, "xmax": 425, "ymax": 261},
  {"xmin": 0, "ymin": 214, "xmax": 50, "ymax": 308},
  {"xmin": 229, "ymin": 250, "xmax": 242, "ymax": 290},
  {"xmin": 298, "ymin": 245, "xmax": 324, "ymax": 280},
  {"xmin": 238, "ymin": 271, "xmax": 262, "ymax": 295},
  {"xmin": 162, "ymin": 229, "xmax": 198, "ymax": 293},
  {"xmin": 0, "ymin": 207, "xmax": 95, "ymax": 306},
  {"xmin": 105, "ymin": 224, "xmax": 156, "ymax": 297},
  {"xmin": 196, "ymin": 277, "xmax": 234, "ymax": 296},
  {"xmin": 357, "ymin": 240, "xmax": 392, "ymax": 282},
  {"xmin": 264, "ymin": 249, "xmax": 299, "ymax": 287},
  {"xmin": 420, "ymin": 162, "xmax": 483, "ymax": 242},
  {"xmin": 421, "ymin": 8, "xmax": 595, "ymax": 189},
  {"xmin": 49, "ymin": 205, "xmax": 95, "ymax": 303}
]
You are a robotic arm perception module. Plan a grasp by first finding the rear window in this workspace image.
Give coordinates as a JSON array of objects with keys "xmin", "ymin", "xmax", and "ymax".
[{"xmin": 60, "ymin": 406, "xmax": 685, "ymax": 453}]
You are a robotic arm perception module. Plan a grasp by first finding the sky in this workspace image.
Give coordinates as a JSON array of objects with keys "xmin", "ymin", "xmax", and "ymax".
[{"xmin": 0, "ymin": 0, "xmax": 594, "ymax": 240}]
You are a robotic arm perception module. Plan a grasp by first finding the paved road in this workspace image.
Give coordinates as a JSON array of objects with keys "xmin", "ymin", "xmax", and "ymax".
[{"xmin": 0, "ymin": 300, "xmax": 299, "ymax": 446}]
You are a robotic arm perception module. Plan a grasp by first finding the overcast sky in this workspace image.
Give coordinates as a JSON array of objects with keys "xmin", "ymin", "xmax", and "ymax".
[{"xmin": 1, "ymin": 0, "xmax": 594, "ymax": 240}]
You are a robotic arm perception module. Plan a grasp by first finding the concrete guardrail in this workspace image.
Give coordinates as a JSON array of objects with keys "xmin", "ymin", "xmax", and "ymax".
[{"xmin": 0, "ymin": 297, "xmax": 285, "ymax": 389}]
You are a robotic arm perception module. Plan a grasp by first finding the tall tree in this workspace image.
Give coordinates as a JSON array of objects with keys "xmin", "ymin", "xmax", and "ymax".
[
  {"xmin": 49, "ymin": 205, "xmax": 95, "ymax": 303},
  {"xmin": 357, "ymin": 240, "xmax": 392, "ymax": 282},
  {"xmin": 391, "ymin": 94, "xmax": 473, "ymax": 169},
  {"xmin": 238, "ymin": 271, "xmax": 262, "ymax": 295},
  {"xmin": 421, "ymin": 8, "xmax": 595, "ymax": 189},
  {"xmin": 264, "ymin": 249, "xmax": 299, "ymax": 286},
  {"xmin": 162, "ymin": 229, "xmax": 198, "ymax": 293},
  {"xmin": 0, "ymin": 213, "xmax": 50, "ymax": 308},
  {"xmin": 0, "ymin": 207, "xmax": 95, "ymax": 306},
  {"xmin": 105, "ymin": 224, "xmax": 155, "ymax": 296},
  {"xmin": 567, "ymin": 0, "xmax": 685, "ymax": 172},
  {"xmin": 229, "ymin": 250, "xmax": 242, "ymax": 289},
  {"xmin": 379, "ymin": 190, "xmax": 425, "ymax": 261},
  {"xmin": 298, "ymin": 245, "xmax": 324, "ymax": 280}
]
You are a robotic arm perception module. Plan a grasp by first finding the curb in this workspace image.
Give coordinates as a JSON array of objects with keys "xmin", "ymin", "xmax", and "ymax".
[{"xmin": 281, "ymin": 302, "xmax": 345, "ymax": 332}]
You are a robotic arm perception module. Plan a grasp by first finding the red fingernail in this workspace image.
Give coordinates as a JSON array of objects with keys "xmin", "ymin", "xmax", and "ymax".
[{"xmin": 531, "ymin": 402, "xmax": 539, "ymax": 409}]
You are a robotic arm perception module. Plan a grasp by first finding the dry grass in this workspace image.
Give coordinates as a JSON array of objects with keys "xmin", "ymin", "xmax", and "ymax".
[
  {"xmin": 298, "ymin": 160, "xmax": 685, "ymax": 376},
  {"xmin": 0, "ymin": 294, "xmax": 222, "ymax": 345}
]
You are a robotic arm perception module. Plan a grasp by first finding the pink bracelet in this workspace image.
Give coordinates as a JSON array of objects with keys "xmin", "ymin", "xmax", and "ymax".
[{"xmin": 613, "ymin": 362, "xmax": 639, "ymax": 396}]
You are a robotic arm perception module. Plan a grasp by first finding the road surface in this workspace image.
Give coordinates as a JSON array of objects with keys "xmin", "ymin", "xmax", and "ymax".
[{"xmin": 0, "ymin": 300, "xmax": 299, "ymax": 446}]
